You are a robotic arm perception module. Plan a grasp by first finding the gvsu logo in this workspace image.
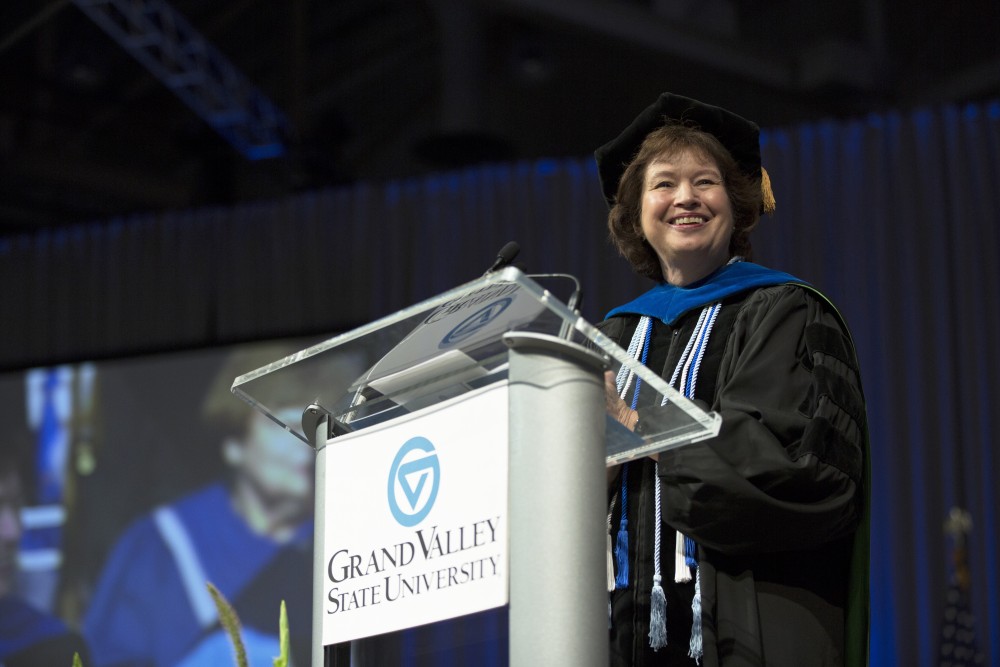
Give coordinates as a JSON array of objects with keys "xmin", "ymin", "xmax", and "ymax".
[
  {"xmin": 439, "ymin": 297, "xmax": 513, "ymax": 348},
  {"xmin": 387, "ymin": 437, "xmax": 440, "ymax": 527}
]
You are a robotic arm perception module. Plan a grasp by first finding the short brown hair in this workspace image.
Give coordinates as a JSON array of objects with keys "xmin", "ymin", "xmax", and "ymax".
[{"xmin": 607, "ymin": 123, "xmax": 761, "ymax": 281}]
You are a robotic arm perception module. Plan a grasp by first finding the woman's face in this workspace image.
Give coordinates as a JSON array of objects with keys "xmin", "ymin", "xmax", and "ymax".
[
  {"xmin": 229, "ymin": 408, "xmax": 314, "ymax": 525},
  {"xmin": 639, "ymin": 149, "xmax": 734, "ymax": 285}
]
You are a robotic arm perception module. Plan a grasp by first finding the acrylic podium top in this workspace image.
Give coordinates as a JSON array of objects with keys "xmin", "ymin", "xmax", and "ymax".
[{"xmin": 231, "ymin": 267, "xmax": 720, "ymax": 464}]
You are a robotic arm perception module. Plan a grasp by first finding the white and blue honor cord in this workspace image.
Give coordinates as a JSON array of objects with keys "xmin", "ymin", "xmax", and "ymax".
[
  {"xmin": 664, "ymin": 301, "xmax": 721, "ymax": 661},
  {"xmin": 612, "ymin": 316, "xmax": 653, "ymax": 592},
  {"xmin": 610, "ymin": 304, "xmax": 721, "ymax": 659}
]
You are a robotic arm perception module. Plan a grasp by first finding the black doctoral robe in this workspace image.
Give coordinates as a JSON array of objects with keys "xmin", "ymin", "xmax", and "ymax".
[{"xmin": 601, "ymin": 281, "xmax": 869, "ymax": 667}]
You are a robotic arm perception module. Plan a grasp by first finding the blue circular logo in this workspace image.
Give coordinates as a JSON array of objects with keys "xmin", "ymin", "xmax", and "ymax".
[
  {"xmin": 387, "ymin": 436, "xmax": 441, "ymax": 527},
  {"xmin": 439, "ymin": 297, "xmax": 514, "ymax": 348}
]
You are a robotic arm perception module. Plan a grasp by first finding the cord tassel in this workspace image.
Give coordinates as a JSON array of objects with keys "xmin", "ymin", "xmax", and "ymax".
[
  {"xmin": 688, "ymin": 568, "xmax": 704, "ymax": 663},
  {"xmin": 614, "ymin": 518, "xmax": 630, "ymax": 588},
  {"xmin": 614, "ymin": 463, "xmax": 631, "ymax": 589},
  {"xmin": 649, "ymin": 467, "xmax": 667, "ymax": 650},
  {"xmin": 607, "ymin": 495, "xmax": 617, "ymax": 629},
  {"xmin": 761, "ymin": 166, "xmax": 776, "ymax": 214},
  {"xmin": 649, "ymin": 574, "xmax": 667, "ymax": 650},
  {"xmin": 607, "ymin": 494, "xmax": 618, "ymax": 593}
]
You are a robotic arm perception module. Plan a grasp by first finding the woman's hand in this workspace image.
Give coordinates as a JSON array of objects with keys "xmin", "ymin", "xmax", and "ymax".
[{"xmin": 604, "ymin": 370, "xmax": 639, "ymax": 431}]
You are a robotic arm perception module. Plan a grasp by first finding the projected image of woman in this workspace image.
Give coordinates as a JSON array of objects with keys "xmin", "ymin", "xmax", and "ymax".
[{"xmin": 82, "ymin": 344, "xmax": 356, "ymax": 667}]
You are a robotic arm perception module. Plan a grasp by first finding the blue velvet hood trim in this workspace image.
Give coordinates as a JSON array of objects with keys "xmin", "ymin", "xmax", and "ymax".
[{"xmin": 605, "ymin": 261, "xmax": 808, "ymax": 325}]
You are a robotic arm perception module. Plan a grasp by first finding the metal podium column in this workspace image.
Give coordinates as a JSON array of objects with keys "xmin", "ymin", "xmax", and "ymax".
[
  {"xmin": 308, "ymin": 409, "xmax": 351, "ymax": 667},
  {"xmin": 312, "ymin": 415, "xmax": 330, "ymax": 667},
  {"xmin": 505, "ymin": 333, "xmax": 608, "ymax": 667}
]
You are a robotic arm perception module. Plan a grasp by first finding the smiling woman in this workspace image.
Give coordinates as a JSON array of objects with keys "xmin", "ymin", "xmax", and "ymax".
[
  {"xmin": 639, "ymin": 150, "xmax": 734, "ymax": 286},
  {"xmin": 604, "ymin": 113, "xmax": 765, "ymax": 285},
  {"xmin": 593, "ymin": 93, "xmax": 870, "ymax": 667}
]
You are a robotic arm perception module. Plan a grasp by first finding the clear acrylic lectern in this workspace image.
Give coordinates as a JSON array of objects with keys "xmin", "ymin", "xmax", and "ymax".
[{"xmin": 232, "ymin": 267, "xmax": 720, "ymax": 666}]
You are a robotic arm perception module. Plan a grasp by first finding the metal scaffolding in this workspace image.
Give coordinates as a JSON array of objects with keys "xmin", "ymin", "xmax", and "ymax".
[{"xmin": 73, "ymin": 0, "xmax": 289, "ymax": 159}]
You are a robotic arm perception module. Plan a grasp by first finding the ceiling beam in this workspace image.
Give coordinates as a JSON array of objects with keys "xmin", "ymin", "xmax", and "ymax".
[
  {"xmin": 72, "ymin": 0, "xmax": 290, "ymax": 159},
  {"xmin": 475, "ymin": 0, "xmax": 795, "ymax": 90}
]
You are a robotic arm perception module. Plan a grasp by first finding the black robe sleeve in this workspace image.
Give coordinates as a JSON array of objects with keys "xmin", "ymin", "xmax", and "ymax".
[{"xmin": 657, "ymin": 284, "xmax": 866, "ymax": 556}]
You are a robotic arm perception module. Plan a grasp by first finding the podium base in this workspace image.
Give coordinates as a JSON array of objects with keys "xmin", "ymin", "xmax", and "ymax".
[{"xmin": 323, "ymin": 607, "xmax": 508, "ymax": 666}]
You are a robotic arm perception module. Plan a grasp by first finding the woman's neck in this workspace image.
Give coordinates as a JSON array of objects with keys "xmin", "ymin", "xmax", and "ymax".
[
  {"xmin": 660, "ymin": 257, "xmax": 727, "ymax": 286},
  {"xmin": 230, "ymin": 481, "xmax": 305, "ymax": 543}
]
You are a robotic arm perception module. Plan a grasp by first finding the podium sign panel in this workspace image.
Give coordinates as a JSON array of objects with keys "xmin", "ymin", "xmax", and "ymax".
[{"xmin": 319, "ymin": 384, "xmax": 509, "ymax": 645}]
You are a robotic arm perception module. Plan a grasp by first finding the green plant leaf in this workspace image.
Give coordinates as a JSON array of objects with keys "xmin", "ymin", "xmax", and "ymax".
[
  {"xmin": 72, "ymin": 651, "xmax": 83, "ymax": 667},
  {"xmin": 207, "ymin": 581, "xmax": 248, "ymax": 667},
  {"xmin": 273, "ymin": 599, "xmax": 289, "ymax": 667}
]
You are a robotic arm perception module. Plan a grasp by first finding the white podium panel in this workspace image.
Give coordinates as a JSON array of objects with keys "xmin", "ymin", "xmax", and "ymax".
[{"xmin": 319, "ymin": 383, "xmax": 509, "ymax": 646}]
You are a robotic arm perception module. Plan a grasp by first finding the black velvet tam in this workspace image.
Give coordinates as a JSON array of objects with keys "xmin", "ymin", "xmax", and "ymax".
[{"xmin": 594, "ymin": 93, "xmax": 762, "ymax": 209}]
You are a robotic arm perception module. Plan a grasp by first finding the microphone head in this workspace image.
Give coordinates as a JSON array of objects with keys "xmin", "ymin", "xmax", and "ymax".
[
  {"xmin": 486, "ymin": 241, "xmax": 521, "ymax": 273},
  {"xmin": 496, "ymin": 241, "xmax": 520, "ymax": 266}
]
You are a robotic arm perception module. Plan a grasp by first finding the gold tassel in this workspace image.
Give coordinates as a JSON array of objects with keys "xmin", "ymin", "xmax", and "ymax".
[{"xmin": 761, "ymin": 167, "xmax": 776, "ymax": 214}]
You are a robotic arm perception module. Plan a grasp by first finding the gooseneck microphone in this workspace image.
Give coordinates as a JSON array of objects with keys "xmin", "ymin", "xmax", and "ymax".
[
  {"xmin": 484, "ymin": 241, "xmax": 521, "ymax": 274},
  {"xmin": 483, "ymin": 241, "xmax": 583, "ymax": 329},
  {"xmin": 526, "ymin": 272, "xmax": 583, "ymax": 316},
  {"xmin": 526, "ymin": 272, "xmax": 583, "ymax": 341},
  {"xmin": 566, "ymin": 286, "xmax": 583, "ymax": 315}
]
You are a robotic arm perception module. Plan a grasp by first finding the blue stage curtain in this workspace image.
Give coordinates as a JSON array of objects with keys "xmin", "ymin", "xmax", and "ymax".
[
  {"xmin": 1, "ymin": 98, "xmax": 998, "ymax": 666},
  {"xmin": 754, "ymin": 100, "xmax": 1000, "ymax": 667}
]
